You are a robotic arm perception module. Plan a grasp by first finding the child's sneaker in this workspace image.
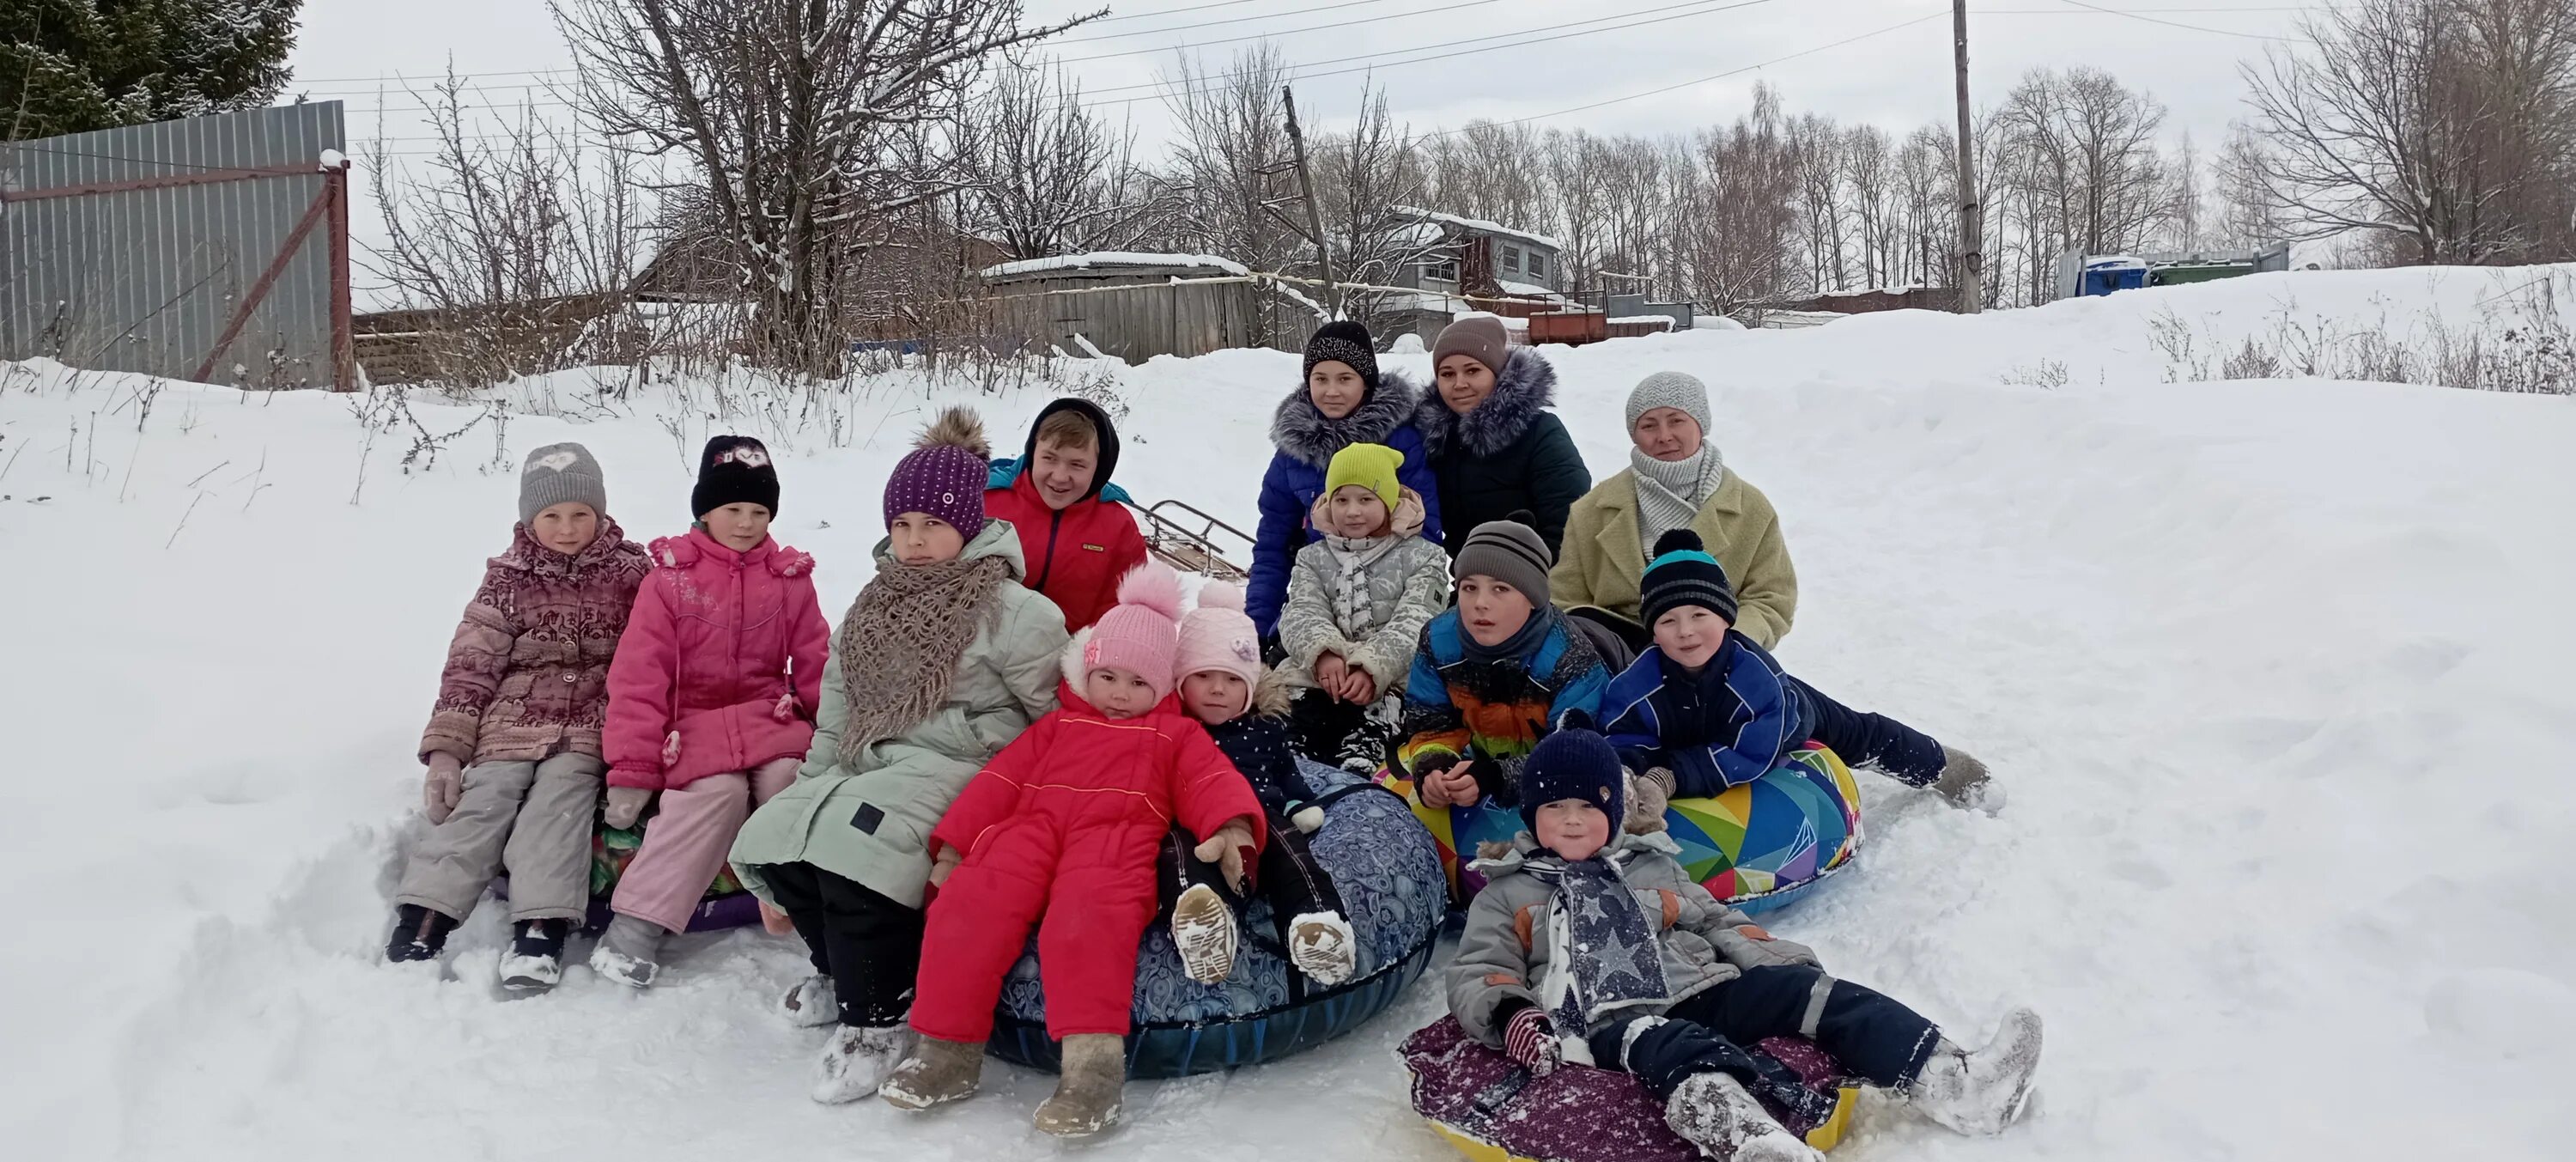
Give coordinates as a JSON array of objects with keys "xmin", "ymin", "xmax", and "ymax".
[
  {"xmin": 811, "ymin": 1024, "xmax": 910, "ymax": 1104},
  {"xmin": 588, "ymin": 914, "xmax": 665, "ymax": 989},
  {"xmin": 1170, "ymin": 883, "xmax": 1237, "ymax": 985},
  {"xmin": 1032, "ymin": 1033, "xmax": 1125, "ymax": 1137},
  {"xmin": 1665, "ymin": 1071, "xmax": 1825, "ymax": 1162},
  {"xmin": 498, "ymin": 919, "xmax": 572, "ymax": 992},
  {"xmin": 782, "ymin": 974, "xmax": 839, "ymax": 1027},
  {"xmin": 386, "ymin": 904, "xmax": 457, "ymax": 964},
  {"xmin": 880, "ymin": 1035, "xmax": 985, "ymax": 1110},
  {"xmin": 1908, "ymin": 1007, "xmax": 2044, "ymax": 1135},
  {"xmin": 1287, "ymin": 911, "xmax": 1356, "ymax": 986}
]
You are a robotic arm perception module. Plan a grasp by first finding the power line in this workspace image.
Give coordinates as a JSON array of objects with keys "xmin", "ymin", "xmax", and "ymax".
[
  {"xmin": 1056, "ymin": 0, "xmax": 1447, "ymax": 44},
  {"xmin": 1055, "ymin": 0, "xmax": 1507, "ymax": 61},
  {"xmin": 2049, "ymin": 0, "xmax": 2306, "ymax": 40}
]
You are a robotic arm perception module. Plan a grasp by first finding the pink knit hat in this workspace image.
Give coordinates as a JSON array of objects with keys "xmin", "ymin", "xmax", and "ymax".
[
  {"xmin": 1175, "ymin": 581, "xmax": 1262, "ymax": 712},
  {"xmin": 1074, "ymin": 561, "xmax": 1186, "ymax": 701}
]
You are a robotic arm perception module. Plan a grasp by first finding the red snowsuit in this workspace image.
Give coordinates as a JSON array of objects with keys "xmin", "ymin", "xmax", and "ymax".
[{"xmin": 910, "ymin": 683, "xmax": 1267, "ymax": 1043}]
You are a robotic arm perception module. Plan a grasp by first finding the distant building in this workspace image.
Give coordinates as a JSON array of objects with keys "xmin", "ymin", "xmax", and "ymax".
[
  {"xmin": 975, "ymin": 252, "xmax": 1313, "ymax": 363},
  {"xmin": 1388, "ymin": 206, "xmax": 1564, "ymax": 297},
  {"xmin": 2050, "ymin": 245, "xmax": 2294, "ymax": 301}
]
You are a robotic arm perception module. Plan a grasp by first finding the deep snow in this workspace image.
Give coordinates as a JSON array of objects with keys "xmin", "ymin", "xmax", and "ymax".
[{"xmin": 3, "ymin": 265, "xmax": 2573, "ymax": 1160}]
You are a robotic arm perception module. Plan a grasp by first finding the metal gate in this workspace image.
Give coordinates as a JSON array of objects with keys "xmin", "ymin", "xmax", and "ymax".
[{"xmin": 0, "ymin": 102, "xmax": 353, "ymax": 389}]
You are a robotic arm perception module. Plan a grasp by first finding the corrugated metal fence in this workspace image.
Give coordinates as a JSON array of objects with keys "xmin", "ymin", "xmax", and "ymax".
[{"xmin": 1, "ymin": 102, "xmax": 352, "ymax": 388}]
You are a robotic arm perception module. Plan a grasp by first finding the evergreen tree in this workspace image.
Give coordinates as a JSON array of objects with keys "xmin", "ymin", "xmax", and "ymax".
[{"xmin": 3, "ymin": 0, "xmax": 301, "ymax": 142}]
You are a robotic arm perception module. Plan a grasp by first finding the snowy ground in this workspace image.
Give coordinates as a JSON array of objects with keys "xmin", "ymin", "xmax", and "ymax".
[{"xmin": 5, "ymin": 265, "xmax": 2573, "ymax": 1161}]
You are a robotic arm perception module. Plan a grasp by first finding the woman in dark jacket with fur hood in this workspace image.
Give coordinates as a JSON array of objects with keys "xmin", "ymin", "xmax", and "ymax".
[
  {"xmin": 1247, "ymin": 320, "xmax": 1446, "ymax": 638},
  {"xmin": 1413, "ymin": 315, "xmax": 1592, "ymax": 558}
]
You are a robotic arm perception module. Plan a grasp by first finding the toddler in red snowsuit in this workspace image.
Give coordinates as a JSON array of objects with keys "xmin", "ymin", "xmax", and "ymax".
[{"xmin": 884, "ymin": 561, "xmax": 1265, "ymax": 1137}]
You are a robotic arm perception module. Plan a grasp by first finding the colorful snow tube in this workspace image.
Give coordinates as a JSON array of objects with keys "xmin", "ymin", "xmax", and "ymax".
[
  {"xmin": 1379, "ymin": 745, "xmax": 1862, "ymax": 915},
  {"xmin": 987, "ymin": 761, "xmax": 1446, "ymax": 1078},
  {"xmin": 1401, "ymin": 1016, "xmax": 1858, "ymax": 1162}
]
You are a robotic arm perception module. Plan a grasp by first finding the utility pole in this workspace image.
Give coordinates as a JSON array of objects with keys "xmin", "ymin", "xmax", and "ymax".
[
  {"xmin": 1281, "ymin": 85, "xmax": 1340, "ymax": 318},
  {"xmin": 1952, "ymin": 0, "xmax": 1984, "ymax": 315}
]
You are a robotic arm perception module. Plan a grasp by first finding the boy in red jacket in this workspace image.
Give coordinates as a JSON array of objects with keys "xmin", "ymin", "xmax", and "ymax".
[
  {"xmin": 882, "ymin": 562, "xmax": 1262, "ymax": 1138},
  {"xmin": 983, "ymin": 398, "xmax": 1149, "ymax": 630}
]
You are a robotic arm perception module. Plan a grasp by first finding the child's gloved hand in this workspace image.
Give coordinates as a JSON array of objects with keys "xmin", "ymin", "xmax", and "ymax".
[
  {"xmin": 1289, "ymin": 804, "xmax": 1327, "ymax": 833},
  {"xmin": 1504, "ymin": 1006, "xmax": 1561, "ymax": 1076},
  {"xmin": 1193, "ymin": 818, "xmax": 1258, "ymax": 891},
  {"xmin": 1624, "ymin": 769, "xmax": 1672, "ymax": 835},
  {"xmin": 603, "ymin": 786, "xmax": 653, "ymax": 830},
  {"xmin": 422, "ymin": 753, "xmax": 465, "ymax": 824}
]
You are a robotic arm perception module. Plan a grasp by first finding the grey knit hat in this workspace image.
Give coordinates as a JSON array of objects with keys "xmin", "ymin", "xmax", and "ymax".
[
  {"xmin": 1452, "ymin": 511, "xmax": 1553, "ymax": 605},
  {"xmin": 1625, "ymin": 370, "xmax": 1713, "ymax": 434},
  {"xmin": 519, "ymin": 442, "xmax": 608, "ymax": 526},
  {"xmin": 1433, "ymin": 315, "xmax": 1511, "ymax": 377}
]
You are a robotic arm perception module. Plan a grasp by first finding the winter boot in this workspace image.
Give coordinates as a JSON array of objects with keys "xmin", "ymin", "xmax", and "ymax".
[
  {"xmin": 782, "ymin": 974, "xmax": 840, "ymax": 1027},
  {"xmin": 1908, "ymin": 1007, "xmax": 2044, "ymax": 1136},
  {"xmin": 1336, "ymin": 730, "xmax": 1388, "ymax": 775},
  {"xmin": 879, "ymin": 1035, "xmax": 985, "ymax": 1110},
  {"xmin": 498, "ymin": 918, "xmax": 573, "ymax": 992},
  {"xmin": 588, "ymin": 914, "xmax": 667, "ymax": 989},
  {"xmin": 386, "ymin": 904, "xmax": 458, "ymax": 964},
  {"xmin": 1931, "ymin": 746, "xmax": 1999, "ymax": 812},
  {"xmin": 1665, "ymin": 1071, "xmax": 1826, "ymax": 1162},
  {"xmin": 1170, "ymin": 883, "xmax": 1238, "ymax": 985},
  {"xmin": 1287, "ymin": 911, "xmax": 1357, "ymax": 987},
  {"xmin": 812, "ymin": 1023, "xmax": 912, "ymax": 1104},
  {"xmin": 1032, "ymin": 1033, "xmax": 1127, "ymax": 1138}
]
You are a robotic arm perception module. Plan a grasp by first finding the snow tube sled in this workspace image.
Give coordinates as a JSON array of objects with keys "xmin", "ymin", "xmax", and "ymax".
[
  {"xmin": 1378, "ymin": 745, "xmax": 1862, "ymax": 915},
  {"xmin": 986, "ymin": 761, "xmax": 1445, "ymax": 1078},
  {"xmin": 493, "ymin": 818, "xmax": 762, "ymax": 934},
  {"xmin": 1400, "ymin": 1016, "xmax": 1858, "ymax": 1162}
]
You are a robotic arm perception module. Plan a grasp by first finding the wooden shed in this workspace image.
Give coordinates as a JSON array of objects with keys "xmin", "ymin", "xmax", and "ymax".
[{"xmin": 976, "ymin": 252, "xmax": 1311, "ymax": 363}]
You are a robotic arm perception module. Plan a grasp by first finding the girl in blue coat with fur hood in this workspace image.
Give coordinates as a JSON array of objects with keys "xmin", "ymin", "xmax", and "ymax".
[{"xmin": 1248, "ymin": 320, "xmax": 1444, "ymax": 638}]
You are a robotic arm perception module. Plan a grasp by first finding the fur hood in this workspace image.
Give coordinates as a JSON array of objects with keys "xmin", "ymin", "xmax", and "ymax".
[
  {"xmin": 1271, "ymin": 369, "xmax": 1425, "ymax": 468},
  {"xmin": 1411, "ymin": 347, "xmax": 1559, "ymax": 459}
]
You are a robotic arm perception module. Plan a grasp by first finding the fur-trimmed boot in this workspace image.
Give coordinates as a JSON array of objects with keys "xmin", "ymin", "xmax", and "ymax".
[
  {"xmin": 1032, "ymin": 1033, "xmax": 1127, "ymax": 1138},
  {"xmin": 1665, "ymin": 1072, "xmax": 1825, "ymax": 1162},
  {"xmin": 1288, "ymin": 912, "xmax": 1357, "ymax": 987},
  {"xmin": 587, "ymin": 914, "xmax": 666, "ymax": 989},
  {"xmin": 1908, "ymin": 1007, "xmax": 2044, "ymax": 1135},
  {"xmin": 781, "ymin": 974, "xmax": 839, "ymax": 1027},
  {"xmin": 812, "ymin": 1024, "xmax": 911, "ymax": 1104},
  {"xmin": 1170, "ymin": 883, "xmax": 1238, "ymax": 985},
  {"xmin": 879, "ymin": 1035, "xmax": 984, "ymax": 1110}
]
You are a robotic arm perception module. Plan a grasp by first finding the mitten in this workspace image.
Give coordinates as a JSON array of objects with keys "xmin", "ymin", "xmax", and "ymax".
[
  {"xmin": 1193, "ymin": 818, "xmax": 1258, "ymax": 892},
  {"xmin": 422, "ymin": 753, "xmax": 465, "ymax": 824},
  {"xmin": 1624, "ymin": 769, "xmax": 1672, "ymax": 835},
  {"xmin": 1504, "ymin": 1006, "xmax": 1562, "ymax": 1076},
  {"xmin": 1290, "ymin": 804, "xmax": 1326, "ymax": 833},
  {"xmin": 603, "ymin": 786, "xmax": 653, "ymax": 830}
]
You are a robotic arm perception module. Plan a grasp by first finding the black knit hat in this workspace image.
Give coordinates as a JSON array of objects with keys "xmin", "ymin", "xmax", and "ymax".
[
  {"xmin": 1303, "ymin": 319, "xmax": 1381, "ymax": 395},
  {"xmin": 691, "ymin": 435, "xmax": 781, "ymax": 520},
  {"xmin": 1640, "ymin": 529, "xmax": 1738, "ymax": 628},
  {"xmin": 1519, "ymin": 728, "xmax": 1626, "ymax": 839}
]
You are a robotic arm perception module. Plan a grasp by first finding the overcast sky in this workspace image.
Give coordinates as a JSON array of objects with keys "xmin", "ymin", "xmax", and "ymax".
[{"xmin": 283, "ymin": 0, "xmax": 2320, "ymax": 292}]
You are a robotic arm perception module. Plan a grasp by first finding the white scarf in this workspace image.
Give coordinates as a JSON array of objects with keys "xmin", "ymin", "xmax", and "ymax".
[
  {"xmin": 1323, "ymin": 532, "xmax": 1400, "ymax": 636},
  {"xmin": 1630, "ymin": 444, "xmax": 1725, "ymax": 561}
]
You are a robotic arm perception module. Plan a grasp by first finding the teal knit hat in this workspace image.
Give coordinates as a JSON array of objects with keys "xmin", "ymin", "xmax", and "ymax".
[{"xmin": 1641, "ymin": 528, "xmax": 1738, "ymax": 627}]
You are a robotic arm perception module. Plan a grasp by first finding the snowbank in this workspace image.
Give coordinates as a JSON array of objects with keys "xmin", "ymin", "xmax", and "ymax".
[{"xmin": 4, "ymin": 263, "xmax": 2573, "ymax": 1160}]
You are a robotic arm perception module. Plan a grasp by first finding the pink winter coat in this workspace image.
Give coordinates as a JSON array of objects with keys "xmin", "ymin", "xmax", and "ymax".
[
  {"xmin": 419, "ymin": 520, "xmax": 652, "ymax": 766},
  {"xmin": 603, "ymin": 526, "xmax": 829, "ymax": 791}
]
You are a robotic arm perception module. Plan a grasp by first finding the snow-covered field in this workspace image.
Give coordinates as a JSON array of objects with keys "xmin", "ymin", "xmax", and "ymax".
[{"xmin": 4, "ymin": 266, "xmax": 2573, "ymax": 1160}]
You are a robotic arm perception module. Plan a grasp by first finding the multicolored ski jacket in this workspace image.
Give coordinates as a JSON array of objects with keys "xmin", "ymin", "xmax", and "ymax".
[{"xmin": 1396, "ymin": 608, "xmax": 1609, "ymax": 806}]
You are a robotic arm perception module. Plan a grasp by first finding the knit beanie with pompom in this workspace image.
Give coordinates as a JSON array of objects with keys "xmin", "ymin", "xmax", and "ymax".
[
  {"xmin": 1174, "ymin": 581, "xmax": 1262, "ymax": 714},
  {"xmin": 882, "ymin": 405, "xmax": 991, "ymax": 540},
  {"xmin": 1074, "ymin": 560, "xmax": 1186, "ymax": 701}
]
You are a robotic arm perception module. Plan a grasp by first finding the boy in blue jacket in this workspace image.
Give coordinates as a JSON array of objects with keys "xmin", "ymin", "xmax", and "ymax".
[{"xmin": 1601, "ymin": 532, "xmax": 1992, "ymax": 813}]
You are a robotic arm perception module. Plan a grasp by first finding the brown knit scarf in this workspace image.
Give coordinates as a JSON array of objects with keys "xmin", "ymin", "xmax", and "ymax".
[{"xmin": 835, "ymin": 553, "xmax": 1014, "ymax": 767}]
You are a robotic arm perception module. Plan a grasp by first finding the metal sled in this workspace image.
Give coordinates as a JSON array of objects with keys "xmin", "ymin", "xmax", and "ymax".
[{"xmin": 1124, "ymin": 497, "xmax": 1253, "ymax": 581}]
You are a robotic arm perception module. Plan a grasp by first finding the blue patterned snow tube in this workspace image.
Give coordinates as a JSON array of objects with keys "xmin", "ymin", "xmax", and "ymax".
[{"xmin": 987, "ymin": 761, "xmax": 1446, "ymax": 1078}]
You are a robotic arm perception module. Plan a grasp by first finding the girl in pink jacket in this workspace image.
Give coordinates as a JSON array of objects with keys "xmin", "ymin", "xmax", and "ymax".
[{"xmin": 592, "ymin": 435, "xmax": 829, "ymax": 988}]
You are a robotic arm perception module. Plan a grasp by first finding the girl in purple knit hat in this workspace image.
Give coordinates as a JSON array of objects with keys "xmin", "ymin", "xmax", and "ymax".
[{"xmin": 730, "ymin": 407, "xmax": 1071, "ymax": 1104}]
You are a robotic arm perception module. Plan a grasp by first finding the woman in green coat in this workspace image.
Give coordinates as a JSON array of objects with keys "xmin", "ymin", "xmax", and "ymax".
[
  {"xmin": 1411, "ymin": 315, "xmax": 1594, "ymax": 558},
  {"xmin": 1552, "ymin": 371, "xmax": 1798, "ymax": 650},
  {"xmin": 730, "ymin": 408, "xmax": 1069, "ymax": 1104}
]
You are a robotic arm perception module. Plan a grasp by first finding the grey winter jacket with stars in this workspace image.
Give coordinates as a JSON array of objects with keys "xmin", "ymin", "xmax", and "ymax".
[{"xmin": 1448, "ymin": 830, "xmax": 1821, "ymax": 1050}]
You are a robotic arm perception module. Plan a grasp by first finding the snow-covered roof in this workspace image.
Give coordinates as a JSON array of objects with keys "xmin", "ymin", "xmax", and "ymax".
[
  {"xmin": 1608, "ymin": 315, "xmax": 1677, "ymax": 327},
  {"xmin": 980, "ymin": 252, "xmax": 1251, "ymax": 280},
  {"xmin": 1495, "ymin": 279, "xmax": 1564, "ymax": 301},
  {"xmin": 1390, "ymin": 205, "xmax": 1562, "ymax": 252}
]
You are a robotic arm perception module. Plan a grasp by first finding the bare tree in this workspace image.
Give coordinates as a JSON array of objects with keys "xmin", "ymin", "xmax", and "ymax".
[
  {"xmin": 955, "ymin": 65, "xmax": 1146, "ymax": 261},
  {"xmin": 2238, "ymin": 0, "xmax": 2576, "ymax": 265},
  {"xmin": 1159, "ymin": 45, "xmax": 1306, "ymax": 281},
  {"xmin": 1312, "ymin": 82, "xmax": 1441, "ymax": 326},
  {"xmin": 1844, "ymin": 124, "xmax": 1896, "ymax": 287},
  {"xmin": 1674, "ymin": 83, "xmax": 1800, "ymax": 312},
  {"xmin": 550, "ymin": 0, "xmax": 1097, "ymax": 376},
  {"xmin": 1896, "ymin": 125, "xmax": 1958, "ymax": 287},
  {"xmin": 1787, "ymin": 113, "xmax": 1850, "ymax": 289}
]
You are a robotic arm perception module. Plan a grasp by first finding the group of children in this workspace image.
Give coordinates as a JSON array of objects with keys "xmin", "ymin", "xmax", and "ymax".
[{"xmin": 384, "ymin": 319, "xmax": 2042, "ymax": 1153}]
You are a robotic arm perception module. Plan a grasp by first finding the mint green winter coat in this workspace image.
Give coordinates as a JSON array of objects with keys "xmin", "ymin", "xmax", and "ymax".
[{"xmin": 729, "ymin": 520, "xmax": 1068, "ymax": 910}]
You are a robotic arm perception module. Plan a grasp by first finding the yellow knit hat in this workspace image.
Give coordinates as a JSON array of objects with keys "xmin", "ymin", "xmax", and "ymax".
[{"xmin": 1324, "ymin": 442, "xmax": 1405, "ymax": 512}]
